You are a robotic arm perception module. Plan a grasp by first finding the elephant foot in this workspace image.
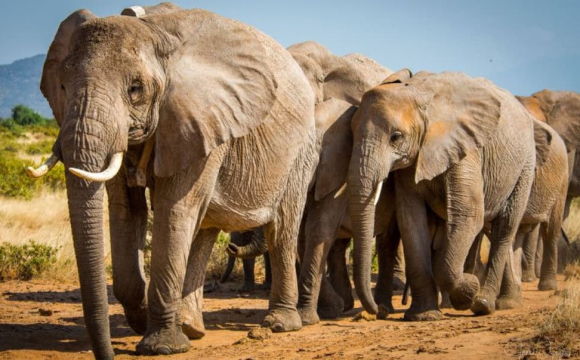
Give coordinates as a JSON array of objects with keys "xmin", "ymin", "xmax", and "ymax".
[
  {"xmin": 262, "ymin": 308, "xmax": 302, "ymax": 333},
  {"xmin": 124, "ymin": 304, "xmax": 148, "ymax": 335},
  {"xmin": 374, "ymin": 292, "xmax": 395, "ymax": 314},
  {"xmin": 238, "ymin": 282, "xmax": 256, "ymax": 293},
  {"xmin": 521, "ymin": 270, "xmax": 537, "ymax": 283},
  {"xmin": 261, "ymin": 281, "xmax": 272, "ymax": 291},
  {"xmin": 297, "ymin": 306, "xmax": 320, "ymax": 325},
  {"xmin": 340, "ymin": 291, "xmax": 354, "ymax": 312},
  {"xmin": 448, "ymin": 274, "xmax": 480, "ymax": 311},
  {"xmin": 393, "ymin": 276, "xmax": 406, "ymax": 292},
  {"xmin": 495, "ymin": 294, "xmax": 523, "ymax": 310},
  {"xmin": 317, "ymin": 298, "xmax": 345, "ymax": 320},
  {"xmin": 439, "ymin": 292, "xmax": 453, "ymax": 309},
  {"xmin": 404, "ymin": 309, "xmax": 443, "ymax": 322},
  {"xmin": 181, "ymin": 313, "xmax": 206, "ymax": 340},
  {"xmin": 136, "ymin": 325, "xmax": 191, "ymax": 355},
  {"xmin": 471, "ymin": 293, "xmax": 496, "ymax": 316},
  {"xmin": 538, "ymin": 278, "xmax": 558, "ymax": 291}
]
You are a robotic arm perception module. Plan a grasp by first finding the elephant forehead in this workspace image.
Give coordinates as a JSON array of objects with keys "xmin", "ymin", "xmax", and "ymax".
[{"xmin": 520, "ymin": 97, "xmax": 547, "ymax": 122}]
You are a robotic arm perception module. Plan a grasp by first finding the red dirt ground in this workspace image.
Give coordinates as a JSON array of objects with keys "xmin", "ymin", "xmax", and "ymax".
[{"xmin": 0, "ymin": 278, "xmax": 566, "ymax": 359}]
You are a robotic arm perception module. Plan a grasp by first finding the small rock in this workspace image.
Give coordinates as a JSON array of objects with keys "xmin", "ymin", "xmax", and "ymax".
[
  {"xmin": 352, "ymin": 310, "xmax": 376, "ymax": 322},
  {"xmin": 233, "ymin": 337, "xmax": 248, "ymax": 345},
  {"xmin": 38, "ymin": 308, "xmax": 53, "ymax": 316},
  {"xmin": 247, "ymin": 327, "xmax": 272, "ymax": 340}
]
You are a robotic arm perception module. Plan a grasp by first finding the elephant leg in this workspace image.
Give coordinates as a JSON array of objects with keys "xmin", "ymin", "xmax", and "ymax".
[
  {"xmin": 328, "ymin": 238, "xmax": 354, "ymax": 312},
  {"xmin": 495, "ymin": 230, "xmax": 524, "ymax": 310},
  {"xmin": 395, "ymin": 182, "xmax": 442, "ymax": 321},
  {"xmin": 297, "ymin": 195, "xmax": 346, "ymax": 325},
  {"xmin": 521, "ymin": 225, "xmax": 540, "ymax": 282},
  {"xmin": 240, "ymin": 257, "xmax": 256, "ymax": 292},
  {"xmin": 393, "ymin": 243, "xmax": 406, "ymax": 291},
  {"xmin": 538, "ymin": 218, "xmax": 563, "ymax": 291},
  {"xmin": 263, "ymin": 252, "xmax": 272, "ymax": 290},
  {"xmin": 464, "ymin": 232, "xmax": 483, "ymax": 276},
  {"xmin": 535, "ymin": 236, "xmax": 543, "ymax": 279},
  {"xmin": 220, "ymin": 255, "xmax": 236, "ymax": 283},
  {"xmin": 106, "ymin": 170, "xmax": 148, "ymax": 335},
  {"xmin": 138, "ymin": 159, "xmax": 220, "ymax": 355},
  {"xmin": 374, "ymin": 221, "xmax": 401, "ymax": 314},
  {"xmin": 432, "ymin": 167, "xmax": 484, "ymax": 312},
  {"xmin": 181, "ymin": 228, "xmax": 220, "ymax": 339},
  {"xmin": 471, "ymin": 169, "xmax": 532, "ymax": 316}
]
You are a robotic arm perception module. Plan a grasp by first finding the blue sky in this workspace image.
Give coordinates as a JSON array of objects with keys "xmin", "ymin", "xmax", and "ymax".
[{"xmin": 0, "ymin": 0, "xmax": 579, "ymax": 95}]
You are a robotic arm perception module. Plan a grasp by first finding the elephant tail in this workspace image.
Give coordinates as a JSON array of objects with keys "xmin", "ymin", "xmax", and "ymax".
[
  {"xmin": 402, "ymin": 280, "xmax": 411, "ymax": 306},
  {"xmin": 561, "ymin": 227, "xmax": 571, "ymax": 245}
]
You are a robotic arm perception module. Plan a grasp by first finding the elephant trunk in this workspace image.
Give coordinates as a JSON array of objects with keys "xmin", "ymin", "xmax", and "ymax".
[
  {"xmin": 59, "ymin": 94, "xmax": 124, "ymax": 359},
  {"xmin": 227, "ymin": 233, "xmax": 267, "ymax": 259},
  {"xmin": 348, "ymin": 145, "xmax": 388, "ymax": 314}
]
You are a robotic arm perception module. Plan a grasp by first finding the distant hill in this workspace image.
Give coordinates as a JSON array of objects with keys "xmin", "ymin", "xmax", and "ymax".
[{"xmin": 0, "ymin": 54, "xmax": 51, "ymax": 118}]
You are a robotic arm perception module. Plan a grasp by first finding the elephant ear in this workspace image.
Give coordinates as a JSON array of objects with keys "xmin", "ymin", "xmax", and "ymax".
[
  {"xmin": 323, "ymin": 55, "xmax": 392, "ymax": 105},
  {"xmin": 414, "ymin": 73, "xmax": 502, "ymax": 183},
  {"xmin": 314, "ymin": 99, "xmax": 357, "ymax": 201},
  {"xmin": 543, "ymin": 91, "xmax": 580, "ymax": 152},
  {"xmin": 533, "ymin": 119, "xmax": 553, "ymax": 168},
  {"xmin": 149, "ymin": 10, "xmax": 279, "ymax": 177},
  {"xmin": 381, "ymin": 68, "xmax": 412, "ymax": 85},
  {"xmin": 40, "ymin": 10, "xmax": 96, "ymax": 125}
]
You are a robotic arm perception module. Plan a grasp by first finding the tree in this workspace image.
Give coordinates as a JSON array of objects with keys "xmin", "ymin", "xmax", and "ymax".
[{"xmin": 11, "ymin": 104, "xmax": 46, "ymax": 126}]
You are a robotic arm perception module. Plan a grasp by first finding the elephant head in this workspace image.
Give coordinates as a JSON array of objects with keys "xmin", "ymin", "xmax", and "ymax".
[
  {"xmin": 288, "ymin": 41, "xmax": 392, "ymax": 106},
  {"xmin": 31, "ymin": 6, "xmax": 283, "ymax": 357},
  {"xmin": 348, "ymin": 70, "xmax": 502, "ymax": 313},
  {"xmin": 517, "ymin": 90, "xmax": 580, "ymax": 195}
]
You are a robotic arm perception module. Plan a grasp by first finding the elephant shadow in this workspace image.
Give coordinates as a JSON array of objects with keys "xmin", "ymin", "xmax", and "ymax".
[
  {"xmin": 203, "ymin": 307, "xmax": 268, "ymax": 332},
  {"xmin": 0, "ymin": 314, "xmax": 136, "ymax": 354},
  {"xmin": 4, "ymin": 285, "xmax": 119, "ymax": 304}
]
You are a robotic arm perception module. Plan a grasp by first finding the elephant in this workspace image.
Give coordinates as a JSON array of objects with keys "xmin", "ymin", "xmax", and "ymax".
[
  {"xmin": 516, "ymin": 90, "xmax": 580, "ymax": 281},
  {"xmin": 220, "ymin": 229, "xmax": 272, "ymax": 292},
  {"xmin": 347, "ymin": 69, "xmax": 538, "ymax": 321},
  {"xmin": 27, "ymin": 3, "xmax": 319, "ymax": 357},
  {"xmin": 465, "ymin": 118, "xmax": 568, "ymax": 310}
]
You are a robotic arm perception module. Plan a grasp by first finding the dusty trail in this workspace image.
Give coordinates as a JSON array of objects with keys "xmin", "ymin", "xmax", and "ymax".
[{"xmin": 0, "ymin": 278, "xmax": 563, "ymax": 359}]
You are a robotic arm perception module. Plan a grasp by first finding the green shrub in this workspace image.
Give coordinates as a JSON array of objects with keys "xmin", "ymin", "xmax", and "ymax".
[
  {"xmin": 0, "ymin": 153, "xmax": 39, "ymax": 199},
  {"xmin": 11, "ymin": 105, "xmax": 47, "ymax": 127},
  {"xmin": 0, "ymin": 240, "xmax": 59, "ymax": 281}
]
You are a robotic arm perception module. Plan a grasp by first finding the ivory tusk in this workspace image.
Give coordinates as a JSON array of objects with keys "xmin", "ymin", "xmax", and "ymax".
[
  {"xmin": 26, "ymin": 153, "xmax": 59, "ymax": 178},
  {"xmin": 69, "ymin": 152, "xmax": 124, "ymax": 182},
  {"xmin": 121, "ymin": 6, "xmax": 146, "ymax": 17},
  {"xmin": 334, "ymin": 182, "xmax": 347, "ymax": 199},
  {"xmin": 373, "ymin": 180, "xmax": 383, "ymax": 206}
]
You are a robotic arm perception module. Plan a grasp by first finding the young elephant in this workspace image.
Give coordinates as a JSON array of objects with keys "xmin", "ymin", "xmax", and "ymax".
[
  {"xmin": 220, "ymin": 229, "xmax": 272, "ymax": 292},
  {"xmin": 516, "ymin": 90, "xmax": 580, "ymax": 281},
  {"xmin": 466, "ymin": 119, "xmax": 568, "ymax": 311},
  {"xmin": 348, "ymin": 69, "xmax": 537, "ymax": 321}
]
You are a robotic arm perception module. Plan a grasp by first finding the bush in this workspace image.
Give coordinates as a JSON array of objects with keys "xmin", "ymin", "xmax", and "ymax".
[
  {"xmin": 26, "ymin": 140, "xmax": 54, "ymax": 155},
  {"xmin": 0, "ymin": 153, "xmax": 39, "ymax": 199},
  {"xmin": 11, "ymin": 105, "xmax": 47, "ymax": 127},
  {"xmin": 0, "ymin": 240, "xmax": 59, "ymax": 281}
]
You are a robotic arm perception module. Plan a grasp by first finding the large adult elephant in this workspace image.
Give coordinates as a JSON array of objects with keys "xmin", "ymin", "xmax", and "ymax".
[
  {"xmin": 516, "ymin": 90, "xmax": 580, "ymax": 280},
  {"xmin": 28, "ymin": 4, "xmax": 318, "ymax": 357},
  {"xmin": 464, "ymin": 117, "xmax": 568, "ymax": 312},
  {"xmin": 348, "ymin": 69, "xmax": 537, "ymax": 320}
]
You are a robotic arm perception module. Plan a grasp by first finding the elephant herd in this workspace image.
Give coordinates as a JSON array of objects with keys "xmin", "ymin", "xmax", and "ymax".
[{"xmin": 25, "ymin": 2, "xmax": 580, "ymax": 358}]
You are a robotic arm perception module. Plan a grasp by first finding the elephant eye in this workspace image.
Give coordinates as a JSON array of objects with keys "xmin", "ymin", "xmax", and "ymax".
[
  {"xmin": 128, "ymin": 82, "xmax": 143, "ymax": 103},
  {"xmin": 60, "ymin": 84, "xmax": 65, "ymax": 91},
  {"xmin": 390, "ymin": 131, "xmax": 403, "ymax": 144}
]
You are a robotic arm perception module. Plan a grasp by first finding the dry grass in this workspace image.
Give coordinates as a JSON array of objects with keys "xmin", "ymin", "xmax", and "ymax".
[
  {"xmin": 0, "ymin": 190, "xmax": 111, "ymax": 283},
  {"xmin": 534, "ymin": 262, "xmax": 580, "ymax": 357}
]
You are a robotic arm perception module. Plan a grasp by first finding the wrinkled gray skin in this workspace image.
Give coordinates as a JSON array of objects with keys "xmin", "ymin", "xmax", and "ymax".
[
  {"xmin": 40, "ymin": 3, "xmax": 318, "ymax": 357},
  {"xmin": 289, "ymin": 43, "xmax": 403, "ymax": 323},
  {"xmin": 349, "ymin": 70, "xmax": 537, "ymax": 321},
  {"xmin": 466, "ymin": 119, "xmax": 568, "ymax": 312},
  {"xmin": 516, "ymin": 90, "xmax": 580, "ymax": 281},
  {"xmin": 220, "ymin": 229, "xmax": 272, "ymax": 292}
]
